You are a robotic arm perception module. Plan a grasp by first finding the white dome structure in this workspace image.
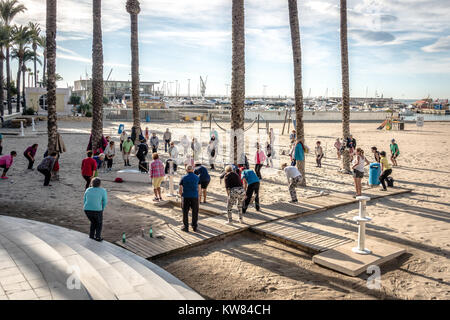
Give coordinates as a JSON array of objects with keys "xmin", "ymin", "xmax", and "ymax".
[{"xmin": 0, "ymin": 216, "xmax": 202, "ymax": 300}]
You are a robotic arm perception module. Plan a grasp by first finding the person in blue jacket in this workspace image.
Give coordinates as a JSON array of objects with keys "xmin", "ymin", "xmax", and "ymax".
[
  {"xmin": 294, "ymin": 139, "xmax": 306, "ymax": 166},
  {"xmin": 194, "ymin": 162, "xmax": 211, "ymax": 203},
  {"xmin": 83, "ymin": 178, "xmax": 108, "ymax": 241},
  {"xmin": 241, "ymin": 168, "xmax": 260, "ymax": 214}
]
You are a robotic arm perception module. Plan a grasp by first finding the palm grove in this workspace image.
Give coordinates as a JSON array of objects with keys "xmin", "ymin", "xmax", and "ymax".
[
  {"xmin": 6, "ymin": 0, "xmax": 352, "ymax": 171},
  {"xmin": 0, "ymin": 0, "xmax": 46, "ymax": 116}
]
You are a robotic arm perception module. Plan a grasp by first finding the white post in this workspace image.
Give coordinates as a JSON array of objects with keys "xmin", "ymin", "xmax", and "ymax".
[
  {"xmin": 20, "ymin": 121, "xmax": 24, "ymax": 137},
  {"xmin": 167, "ymin": 160, "xmax": 176, "ymax": 197},
  {"xmin": 352, "ymin": 196, "xmax": 372, "ymax": 254},
  {"xmin": 32, "ymin": 117, "xmax": 36, "ymax": 132}
]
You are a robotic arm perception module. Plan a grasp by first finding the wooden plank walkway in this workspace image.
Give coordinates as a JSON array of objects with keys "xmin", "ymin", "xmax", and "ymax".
[
  {"xmin": 251, "ymin": 219, "xmax": 352, "ymax": 254},
  {"xmin": 116, "ymin": 187, "xmax": 412, "ymax": 259}
]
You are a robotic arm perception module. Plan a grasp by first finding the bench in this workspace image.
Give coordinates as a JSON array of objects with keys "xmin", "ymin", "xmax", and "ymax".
[
  {"xmin": 15, "ymin": 118, "xmax": 32, "ymax": 126},
  {"xmin": 11, "ymin": 119, "xmax": 27, "ymax": 128}
]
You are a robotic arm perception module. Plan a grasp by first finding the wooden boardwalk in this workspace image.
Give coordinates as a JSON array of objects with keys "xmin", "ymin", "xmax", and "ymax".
[
  {"xmin": 251, "ymin": 219, "xmax": 352, "ymax": 254},
  {"xmin": 116, "ymin": 188, "xmax": 412, "ymax": 259}
]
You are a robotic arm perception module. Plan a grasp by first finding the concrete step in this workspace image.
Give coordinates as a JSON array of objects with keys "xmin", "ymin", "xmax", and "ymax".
[
  {"xmin": 40, "ymin": 226, "xmax": 184, "ymax": 300},
  {"xmin": 11, "ymin": 218, "xmax": 161, "ymax": 299},
  {"xmin": 0, "ymin": 216, "xmax": 202, "ymax": 300},
  {"xmin": 0, "ymin": 225, "xmax": 91, "ymax": 300},
  {"xmin": 12, "ymin": 223, "xmax": 119, "ymax": 300}
]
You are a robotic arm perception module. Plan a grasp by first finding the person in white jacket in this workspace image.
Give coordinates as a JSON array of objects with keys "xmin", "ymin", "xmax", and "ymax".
[
  {"xmin": 180, "ymin": 135, "xmax": 190, "ymax": 156},
  {"xmin": 168, "ymin": 141, "xmax": 179, "ymax": 161},
  {"xmin": 207, "ymin": 134, "xmax": 218, "ymax": 169},
  {"xmin": 104, "ymin": 141, "xmax": 116, "ymax": 172},
  {"xmin": 281, "ymin": 162, "xmax": 302, "ymax": 203},
  {"xmin": 119, "ymin": 130, "xmax": 128, "ymax": 152}
]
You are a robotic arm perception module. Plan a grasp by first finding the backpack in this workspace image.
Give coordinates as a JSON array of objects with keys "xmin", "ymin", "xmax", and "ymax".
[{"xmin": 386, "ymin": 176, "xmax": 394, "ymax": 187}]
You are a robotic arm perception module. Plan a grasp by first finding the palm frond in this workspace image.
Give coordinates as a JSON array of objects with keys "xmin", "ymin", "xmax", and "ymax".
[{"xmin": 0, "ymin": 0, "xmax": 27, "ymax": 25}]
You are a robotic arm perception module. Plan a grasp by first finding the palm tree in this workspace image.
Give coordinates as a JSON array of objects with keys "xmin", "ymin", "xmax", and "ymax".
[
  {"xmin": 340, "ymin": 0, "xmax": 351, "ymax": 172},
  {"xmin": 126, "ymin": 0, "xmax": 141, "ymax": 144},
  {"xmin": 288, "ymin": 0, "xmax": 306, "ymax": 185},
  {"xmin": 91, "ymin": 0, "xmax": 104, "ymax": 151},
  {"xmin": 230, "ymin": 0, "xmax": 245, "ymax": 165},
  {"xmin": 19, "ymin": 50, "xmax": 40, "ymax": 109},
  {"xmin": 37, "ymin": 35, "xmax": 45, "ymax": 86},
  {"xmin": 0, "ymin": 23, "xmax": 8, "ymax": 116},
  {"xmin": 0, "ymin": 0, "xmax": 27, "ymax": 113},
  {"xmin": 11, "ymin": 25, "xmax": 32, "ymax": 113},
  {"xmin": 28, "ymin": 22, "xmax": 40, "ymax": 88},
  {"xmin": 46, "ymin": 0, "xmax": 57, "ymax": 153}
]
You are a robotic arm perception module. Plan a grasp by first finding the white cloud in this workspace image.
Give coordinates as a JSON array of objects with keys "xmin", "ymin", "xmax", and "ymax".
[
  {"xmin": 422, "ymin": 36, "xmax": 450, "ymax": 53},
  {"xmin": 13, "ymin": 0, "xmax": 450, "ymax": 97},
  {"xmin": 141, "ymin": 30, "xmax": 230, "ymax": 48}
]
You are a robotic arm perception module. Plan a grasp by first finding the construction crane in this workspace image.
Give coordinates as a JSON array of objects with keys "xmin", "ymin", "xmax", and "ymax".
[
  {"xmin": 104, "ymin": 68, "xmax": 113, "ymax": 101},
  {"xmin": 200, "ymin": 76, "xmax": 208, "ymax": 99},
  {"xmin": 106, "ymin": 68, "xmax": 113, "ymax": 81}
]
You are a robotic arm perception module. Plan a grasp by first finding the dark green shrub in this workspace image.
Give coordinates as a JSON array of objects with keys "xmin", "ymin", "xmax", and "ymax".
[
  {"xmin": 69, "ymin": 95, "xmax": 82, "ymax": 105},
  {"xmin": 23, "ymin": 108, "xmax": 36, "ymax": 115}
]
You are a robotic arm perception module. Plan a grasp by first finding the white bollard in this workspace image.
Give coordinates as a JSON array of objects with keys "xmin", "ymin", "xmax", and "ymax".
[
  {"xmin": 20, "ymin": 121, "xmax": 24, "ymax": 137},
  {"xmin": 352, "ymin": 196, "xmax": 372, "ymax": 254},
  {"xmin": 167, "ymin": 160, "xmax": 176, "ymax": 197},
  {"xmin": 32, "ymin": 117, "xmax": 36, "ymax": 132}
]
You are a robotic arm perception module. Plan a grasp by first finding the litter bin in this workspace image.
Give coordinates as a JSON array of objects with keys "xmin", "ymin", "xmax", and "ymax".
[
  {"xmin": 369, "ymin": 163, "xmax": 381, "ymax": 186},
  {"xmin": 118, "ymin": 124, "xmax": 124, "ymax": 134}
]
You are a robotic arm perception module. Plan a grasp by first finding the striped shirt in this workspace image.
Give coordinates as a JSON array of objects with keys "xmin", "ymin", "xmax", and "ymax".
[{"xmin": 150, "ymin": 159, "xmax": 165, "ymax": 178}]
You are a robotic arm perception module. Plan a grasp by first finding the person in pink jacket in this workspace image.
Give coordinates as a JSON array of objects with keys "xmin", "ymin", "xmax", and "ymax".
[
  {"xmin": 0, "ymin": 151, "xmax": 17, "ymax": 179},
  {"xmin": 254, "ymin": 142, "xmax": 266, "ymax": 179}
]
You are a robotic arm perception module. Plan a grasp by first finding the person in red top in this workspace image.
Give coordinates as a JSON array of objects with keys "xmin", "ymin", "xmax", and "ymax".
[{"xmin": 81, "ymin": 151, "xmax": 97, "ymax": 190}]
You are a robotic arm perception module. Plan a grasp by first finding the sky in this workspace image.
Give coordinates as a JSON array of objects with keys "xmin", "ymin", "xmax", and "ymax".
[{"xmin": 12, "ymin": 0, "xmax": 450, "ymax": 99}]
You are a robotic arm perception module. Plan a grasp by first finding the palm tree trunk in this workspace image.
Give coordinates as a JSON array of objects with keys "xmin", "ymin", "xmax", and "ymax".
[
  {"xmin": 231, "ymin": 0, "xmax": 245, "ymax": 165},
  {"xmin": 42, "ymin": 50, "xmax": 46, "ymax": 87},
  {"xmin": 130, "ymin": 15, "xmax": 141, "ymax": 142},
  {"xmin": 16, "ymin": 59, "xmax": 21, "ymax": 113},
  {"xmin": 288, "ymin": 0, "xmax": 306, "ymax": 186},
  {"xmin": 33, "ymin": 44, "xmax": 37, "ymax": 87},
  {"xmin": 91, "ymin": 0, "xmax": 104, "ymax": 151},
  {"xmin": 0, "ymin": 50, "xmax": 4, "ymax": 117},
  {"xmin": 46, "ymin": 0, "xmax": 58, "ymax": 153},
  {"xmin": 22, "ymin": 64, "xmax": 26, "ymax": 110},
  {"xmin": 340, "ymin": 0, "xmax": 351, "ymax": 172},
  {"xmin": 6, "ymin": 47, "xmax": 11, "ymax": 114}
]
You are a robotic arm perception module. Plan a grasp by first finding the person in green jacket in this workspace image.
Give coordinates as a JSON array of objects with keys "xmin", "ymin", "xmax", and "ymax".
[
  {"xmin": 122, "ymin": 136, "xmax": 134, "ymax": 166},
  {"xmin": 84, "ymin": 177, "xmax": 107, "ymax": 241},
  {"xmin": 390, "ymin": 139, "xmax": 400, "ymax": 167}
]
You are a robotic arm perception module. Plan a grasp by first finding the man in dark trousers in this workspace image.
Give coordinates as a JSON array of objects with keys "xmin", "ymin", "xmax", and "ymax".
[
  {"xmin": 179, "ymin": 165, "xmax": 201, "ymax": 232},
  {"xmin": 81, "ymin": 151, "xmax": 97, "ymax": 190},
  {"xmin": 136, "ymin": 139, "xmax": 149, "ymax": 171},
  {"xmin": 37, "ymin": 152, "xmax": 58, "ymax": 186},
  {"xmin": 241, "ymin": 168, "xmax": 260, "ymax": 214}
]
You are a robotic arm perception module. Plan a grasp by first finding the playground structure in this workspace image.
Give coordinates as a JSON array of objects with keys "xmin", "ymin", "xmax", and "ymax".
[
  {"xmin": 200, "ymin": 113, "xmax": 270, "ymax": 135},
  {"xmin": 281, "ymin": 108, "xmax": 294, "ymax": 135},
  {"xmin": 377, "ymin": 112, "xmax": 405, "ymax": 131}
]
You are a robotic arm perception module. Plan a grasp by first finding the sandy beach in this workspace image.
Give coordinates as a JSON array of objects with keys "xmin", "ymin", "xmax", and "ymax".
[{"xmin": 0, "ymin": 119, "xmax": 449, "ymax": 300}]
